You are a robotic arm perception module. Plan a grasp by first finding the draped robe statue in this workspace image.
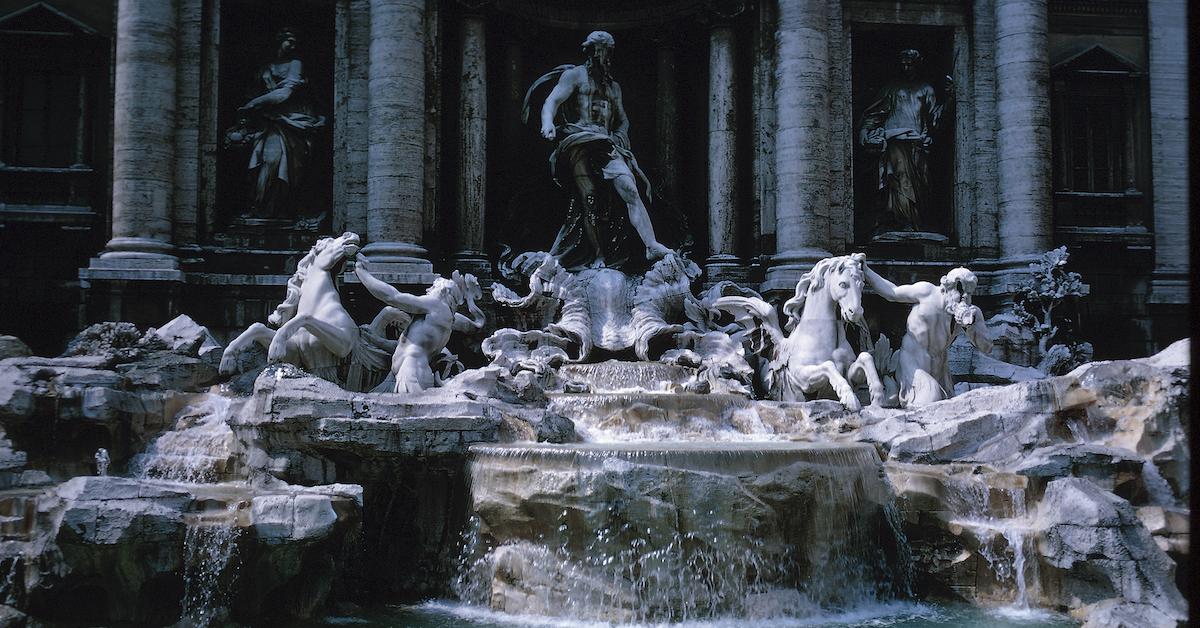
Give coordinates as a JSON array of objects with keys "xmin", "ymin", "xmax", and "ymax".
[
  {"xmin": 524, "ymin": 31, "xmax": 671, "ymax": 272},
  {"xmin": 858, "ymin": 49, "xmax": 953, "ymax": 233}
]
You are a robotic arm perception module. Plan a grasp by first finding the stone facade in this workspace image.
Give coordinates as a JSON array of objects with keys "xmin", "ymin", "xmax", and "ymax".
[{"xmin": 0, "ymin": 0, "xmax": 1188, "ymax": 358}]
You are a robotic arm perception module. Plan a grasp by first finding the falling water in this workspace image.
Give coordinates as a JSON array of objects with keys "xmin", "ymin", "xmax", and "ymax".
[
  {"xmin": 559, "ymin": 361, "xmax": 698, "ymax": 392},
  {"xmin": 945, "ymin": 475, "xmax": 1038, "ymax": 610},
  {"xmin": 131, "ymin": 395, "xmax": 238, "ymax": 484},
  {"xmin": 180, "ymin": 506, "xmax": 243, "ymax": 627},
  {"xmin": 1142, "ymin": 460, "xmax": 1178, "ymax": 507},
  {"xmin": 455, "ymin": 442, "xmax": 912, "ymax": 623}
]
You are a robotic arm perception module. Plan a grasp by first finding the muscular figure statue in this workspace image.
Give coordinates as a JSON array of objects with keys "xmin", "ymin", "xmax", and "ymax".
[
  {"xmin": 354, "ymin": 256, "xmax": 486, "ymax": 393},
  {"xmin": 529, "ymin": 30, "xmax": 672, "ymax": 271},
  {"xmin": 864, "ymin": 264, "xmax": 992, "ymax": 408},
  {"xmin": 858, "ymin": 49, "xmax": 953, "ymax": 233}
]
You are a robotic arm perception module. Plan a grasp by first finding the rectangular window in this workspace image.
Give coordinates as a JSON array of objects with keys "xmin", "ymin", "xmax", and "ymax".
[
  {"xmin": 6, "ymin": 70, "xmax": 80, "ymax": 167},
  {"xmin": 1066, "ymin": 85, "xmax": 1123, "ymax": 193}
]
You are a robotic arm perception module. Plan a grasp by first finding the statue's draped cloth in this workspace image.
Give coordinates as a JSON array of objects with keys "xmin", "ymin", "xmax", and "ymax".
[
  {"xmin": 247, "ymin": 66, "xmax": 326, "ymax": 218},
  {"xmin": 547, "ymin": 122, "xmax": 653, "ymax": 272},
  {"xmin": 859, "ymin": 82, "xmax": 947, "ymax": 232},
  {"xmin": 524, "ymin": 63, "xmax": 655, "ymax": 273}
]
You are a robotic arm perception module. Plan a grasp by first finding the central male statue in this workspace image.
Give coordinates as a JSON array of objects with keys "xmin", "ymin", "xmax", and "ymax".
[{"xmin": 528, "ymin": 31, "xmax": 672, "ymax": 272}]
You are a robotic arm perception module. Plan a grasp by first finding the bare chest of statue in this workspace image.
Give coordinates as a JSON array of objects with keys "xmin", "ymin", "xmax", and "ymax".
[{"xmin": 570, "ymin": 79, "xmax": 614, "ymax": 129}]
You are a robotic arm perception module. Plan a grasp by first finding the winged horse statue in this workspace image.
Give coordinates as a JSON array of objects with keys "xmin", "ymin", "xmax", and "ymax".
[{"xmin": 712, "ymin": 253, "xmax": 884, "ymax": 410}]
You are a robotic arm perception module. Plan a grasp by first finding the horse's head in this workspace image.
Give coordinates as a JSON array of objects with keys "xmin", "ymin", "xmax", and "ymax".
[
  {"xmin": 311, "ymin": 232, "xmax": 361, "ymax": 272},
  {"xmin": 827, "ymin": 253, "xmax": 866, "ymax": 324},
  {"xmin": 783, "ymin": 253, "xmax": 866, "ymax": 330},
  {"xmin": 269, "ymin": 232, "xmax": 361, "ymax": 327}
]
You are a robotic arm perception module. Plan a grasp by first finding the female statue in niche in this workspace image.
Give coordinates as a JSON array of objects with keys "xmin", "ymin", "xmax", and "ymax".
[
  {"xmin": 857, "ymin": 48, "xmax": 953, "ymax": 235},
  {"xmin": 224, "ymin": 27, "xmax": 326, "ymax": 225}
]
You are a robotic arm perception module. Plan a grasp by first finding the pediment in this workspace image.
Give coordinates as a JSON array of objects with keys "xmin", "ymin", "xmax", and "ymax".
[
  {"xmin": 1053, "ymin": 44, "xmax": 1143, "ymax": 75},
  {"xmin": 0, "ymin": 2, "xmax": 99, "ymax": 36}
]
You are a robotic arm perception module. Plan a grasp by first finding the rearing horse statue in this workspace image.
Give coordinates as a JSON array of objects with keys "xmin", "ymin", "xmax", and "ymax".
[
  {"xmin": 220, "ymin": 232, "xmax": 385, "ymax": 385},
  {"xmin": 712, "ymin": 253, "xmax": 884, "ymax": 410}
]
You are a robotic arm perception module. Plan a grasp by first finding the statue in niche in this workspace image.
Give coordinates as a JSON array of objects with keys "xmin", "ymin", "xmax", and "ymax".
[
  {"xmin": 863, "ymin": 264, "xmax": 992, "ymax": 407},
  {"xmin": 354, "ymin": 255, "xmax": 487, "ymax": 393},
  {"xmin": 857, "ymin": 49, "xmax": 953, "ymax": 235},
  {"xmin": 223, "ymin": 27, "xmax": 326, "ymax": 227},
  {"xmin": 524, "ymin": 30, "xmax": 673, "ymax": 272}
]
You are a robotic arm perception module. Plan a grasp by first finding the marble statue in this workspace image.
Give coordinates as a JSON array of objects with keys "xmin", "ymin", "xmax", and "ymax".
[
  {"xmin": 224, "ymin": 28, "xmax": 326, "ymax": 224},
  {"xmin": 667, "ymin": 281, "xmax": 760, "ymax": 395},
  {"xmin": 219, "ymin": 233, "xmax": 399, "ymax": 392},
  {"xmin": 354, "ymin": 256, "xmax": 486, "ymax": 393},
  {"xmin": 221, "ymin": 233, "xmax": 362, "ymax": 380},
  {"xmin": 864, "ymin": 263, "xmax": 992, "ymax": 407},
  {"xmin": 858, "ymin": 49, "xmax": 953, "ymax": 233},
  {"xmin": 714, "ymin": 254, "xmax": 885, "ymax": 410},
  {"xmin": 488, "ymin": 251, "xmax": 698, "ymax": 364},
  {"xmin": 525, "ymin": 30, "xmax": 672, "ymax": 271},
  {"xmin": 94, "ymin": 448, "xmax": 109, "ymax": 476}
]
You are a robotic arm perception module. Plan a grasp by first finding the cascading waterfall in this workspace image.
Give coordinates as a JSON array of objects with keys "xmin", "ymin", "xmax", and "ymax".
[
  {"xmin": 455, "ymin": 442, "xmax": 913, "ymax": 623},
  {"xmin": 945, "ymin": 475, "xmax": 1038, "ymax": 609},
  {"xmin": 131, "ymin": 394, "xmax": 238, "ymax": 484},
  {"xmin": 181, "ymin": 506, "xmax": 243, "ymax": 627},
  {"xmin": 132, "ymin": 393, "xmax": 246, "ymax": 624},
  {"xmin": 1142, "ymin": 460, "xmax": 1178, "ymax": 507}
]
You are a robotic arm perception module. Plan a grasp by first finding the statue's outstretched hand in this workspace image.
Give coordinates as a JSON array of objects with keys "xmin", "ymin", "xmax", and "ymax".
[
  {"xmin": 540, "ymin": 122, "xmax": 556, "ymax": 140},
  {"xmin": 354, "ymin": 253, "xmax": 372, "ymax": 278}
]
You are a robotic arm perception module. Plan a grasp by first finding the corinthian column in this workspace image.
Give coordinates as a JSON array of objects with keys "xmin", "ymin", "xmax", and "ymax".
[
  {"xmin": 454, "ymin": 11, "xmax": 489, "ymax": 277},
  {"xmin": 706, "ymin": 23, "xmax": 739, "ymax": 282},
  {"xmin": 363, "ymin": 0, "xmax": 433, "ymax": 276},
  {"xmin": 994, "ymin": 0, "xmax": 1053, "ymax": 261},
  {"xmin": 89, "ymin": 0, "xmax": 179, "ymax": 275},
  {"xmin": 765, "ymin": 0, "xmax": 832, "ymax": 292}
]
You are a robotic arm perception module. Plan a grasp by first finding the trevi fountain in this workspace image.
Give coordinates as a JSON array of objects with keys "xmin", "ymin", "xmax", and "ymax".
[{"xmin": 0, "ymin": 25, "xmax": 1188, "ymax": 628}]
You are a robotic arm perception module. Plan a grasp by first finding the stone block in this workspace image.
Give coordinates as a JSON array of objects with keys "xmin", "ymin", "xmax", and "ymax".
[
  {"xmin": 251, "ymin": 494, "xmax": 295, "ymax": 542},
  {"xmin": 292, "ymin": 494, "xmax": 338, "ymax": 540}
]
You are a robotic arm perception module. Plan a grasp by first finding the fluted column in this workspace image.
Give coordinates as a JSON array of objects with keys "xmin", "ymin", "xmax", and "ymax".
[
  {"xmin": 93, "ymin": 0, "xmax": 179, "ymax": 272},
  {"xmin": 454, "ymin": 12, "xmax": 489, "ymax": 276},
  {"xmin": 363, "ymin": 0, "xmax": 432, "ymax": 275},
  {"xmin": 765, "ymin": 0, "xmax": 832, "ymax": 291},
  {"xmin": 1147, "ymin": 0, "xmax": 1189, "ymax": 308},
  {"xmin": 994, "ymin": 0, "xmax": 1053, "ymax": 261},
  {"xmin": 706, "ymin": 23, "xmax": 739, "ymax": 281}
]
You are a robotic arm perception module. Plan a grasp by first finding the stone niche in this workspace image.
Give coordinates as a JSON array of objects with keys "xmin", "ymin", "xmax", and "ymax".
[
  {"xmin": 850, "ymin": 24, "xmax": 956, "ymax": 245},
  {"xmin": 213, "ymin": 0, "xmax": 335, "ymax": 242},
  {"xmin": 479, "ymin": 15, "xmax": 707, "ymax": 265}
]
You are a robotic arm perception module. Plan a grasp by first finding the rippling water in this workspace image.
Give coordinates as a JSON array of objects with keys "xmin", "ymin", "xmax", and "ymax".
[{"xmin": 313, "ymin": 600, "xmax": 1077, "ymax": 627}]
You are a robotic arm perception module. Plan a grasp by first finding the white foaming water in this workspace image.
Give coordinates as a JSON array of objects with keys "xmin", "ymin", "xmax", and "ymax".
[
  {"xmin": 455, "ymin": 443, "xmax": 913, "ymax": 624},
  {"xmin": 410, "ymin": 599, "xmax": 944, "ymax": 628},
  {"xmin": 131, "ymin": 394, "xmax": 238, "ymax": 484},
  {"xmin": 181, "ymin": 506, "xmax": 242, "ymax": 628},
  {"xmin": 945, "ymin": 477, "xmax": 1039, "ymax": 611},
  {"xmin": 549, "ymin": 392, "xmax": 784, "ymax": 443},
  {"xmin": 1141, "ymin": 460, "xmax": 1179, "ymax": 507}
]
